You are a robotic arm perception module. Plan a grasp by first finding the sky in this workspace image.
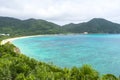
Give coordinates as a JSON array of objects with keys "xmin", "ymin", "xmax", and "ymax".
[{"xmin": 0, "ymin": 0, "xmax": 120, "ymax": 25}]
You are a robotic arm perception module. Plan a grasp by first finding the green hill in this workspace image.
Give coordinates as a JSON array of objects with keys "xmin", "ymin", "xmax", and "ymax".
[
  {"xmin": 62, "ymin": 18, "xmax": 120, "ymax": 33},
  {"xmin": 1, "ymin": 17, "xmax": 120, "ymax": 37},
  {"xmin": 0, "ymin": 17, "xmax": 62, "ymax": 36}
]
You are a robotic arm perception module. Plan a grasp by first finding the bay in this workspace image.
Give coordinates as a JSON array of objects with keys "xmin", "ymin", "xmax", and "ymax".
[{"xmin": 12, "ymin": 34, "xmax": 120, "ymax": 75}]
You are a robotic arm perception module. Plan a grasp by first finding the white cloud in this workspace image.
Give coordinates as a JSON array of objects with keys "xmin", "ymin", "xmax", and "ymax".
[{"xmin": 0, "ymin": 0, "xmax": 120, "ymax": 25}]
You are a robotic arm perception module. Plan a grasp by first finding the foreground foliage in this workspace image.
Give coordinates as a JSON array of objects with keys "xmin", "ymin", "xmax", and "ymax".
[{"xmin": 0, "ymin": 43, "xmax": 119, "ymax": 80}]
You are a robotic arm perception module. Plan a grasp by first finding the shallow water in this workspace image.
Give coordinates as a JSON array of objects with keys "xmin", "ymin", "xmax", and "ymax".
[{"xmin": 13, "ymin": 34, "xmax": 120, "ymax": 75}]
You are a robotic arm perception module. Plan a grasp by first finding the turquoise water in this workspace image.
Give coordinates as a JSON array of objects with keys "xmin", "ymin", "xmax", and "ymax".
[{"xmin": 13, "ymin": 34, "xmax": 120, "ymax": 75}]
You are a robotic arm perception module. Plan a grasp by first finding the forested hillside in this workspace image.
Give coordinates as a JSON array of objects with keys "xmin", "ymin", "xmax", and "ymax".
[
  {"xmin": 1, "ymin": 17, "xmax": 120, "ymax": 37},
  {"xmin": 0, "ymin": 17, "xmax": 63, "ymax": 36},
  {"xmin": 63, "ymin": 18, "xmax": 120, "ymax": 33}
]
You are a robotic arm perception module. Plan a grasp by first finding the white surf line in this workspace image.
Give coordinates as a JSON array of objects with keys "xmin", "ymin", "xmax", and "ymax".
[{"xmin": 0, "ymin": 35, "xmax": 45, "ymax": 45}]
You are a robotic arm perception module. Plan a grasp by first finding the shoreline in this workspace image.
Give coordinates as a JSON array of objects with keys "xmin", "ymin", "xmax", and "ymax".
[
  {"xmin": 0, "ymin": 33, "xmax": 113, "ymax": 45},
  {"xmin": 0, "ymin": 33, "xmax": 84, "ymax": 45},
  {"xmin": 0, "ymin": 35, "xmax": 45, "ymax": 45}
]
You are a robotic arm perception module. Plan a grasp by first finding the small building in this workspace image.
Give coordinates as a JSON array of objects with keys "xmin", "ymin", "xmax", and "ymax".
[
  {"xmin": 83, "ymin": 32, "xmax": 88, "ymax": 34},
  {"xmin": 0, "ymin": 33, "xmax": 10, "ymax": 36},
  {"xmin": 6, "ymin": 34, "xmax": 10, "ymax": 36}
]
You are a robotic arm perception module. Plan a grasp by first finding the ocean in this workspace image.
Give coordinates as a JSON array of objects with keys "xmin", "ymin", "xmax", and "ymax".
[{"xmin": 12, "ymin": 34, "xmax": 120, "ymax": 75}]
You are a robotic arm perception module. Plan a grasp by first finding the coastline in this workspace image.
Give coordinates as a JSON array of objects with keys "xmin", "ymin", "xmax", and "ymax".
[
  {"xmin": 0, "ymin": 35, "xmax": 45, "ymax": 45},
  {"xmin": 0, "ymin": 33, "xmax": 114, "ymax": 45},
  {"xmin": 0, "ymin": 33, "xmax": 83, "ymax": 45}
]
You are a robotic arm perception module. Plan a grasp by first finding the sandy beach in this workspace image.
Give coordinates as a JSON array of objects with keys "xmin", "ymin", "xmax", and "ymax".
[
  {"xmin": 0, "ymin": 35, "xmax": 44, "ymax": 45},
  {"xmin": 0, "ymin": 34, "xmax": 79, "ymax": 45}
]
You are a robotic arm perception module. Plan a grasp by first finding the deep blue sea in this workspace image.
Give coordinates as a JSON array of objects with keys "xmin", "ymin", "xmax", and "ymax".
[{"xmin": 12, "ymin": 34, "xmax": 120, "ymax": 75}]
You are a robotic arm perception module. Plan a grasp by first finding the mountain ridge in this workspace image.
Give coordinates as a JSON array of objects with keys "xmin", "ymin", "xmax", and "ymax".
[
  {"xmin": 62, "ymin": 18, "xmax": 120, "ymax": 33},
  {"xmin": 0, "ymin": 16, "xmax": 120, "ymax": 36},
  {"xmin": 0, "ymin": 16, "xmax": 62, "ymax": 36}
]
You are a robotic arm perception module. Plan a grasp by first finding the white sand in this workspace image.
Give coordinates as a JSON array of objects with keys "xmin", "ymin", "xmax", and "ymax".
[
  {"xmin": 0, "ymin": 35, "xmax": 44, "ymax": 45},
  {"xmin": 0, "ymin": 34, "xmax": 72, "ymax": 45}
]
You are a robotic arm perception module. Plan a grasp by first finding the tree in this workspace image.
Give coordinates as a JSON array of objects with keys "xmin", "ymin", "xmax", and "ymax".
[
  {"xmin": 79, "ymin": 65, "xmax": 99, "ymax": 80},
  {"xmin": 102, "ymin": 74, "xmax": 118, "ymax": 80},
  {"xmin": 15, "ymin": 73, "xmax": 26, "ymax": 80}
]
